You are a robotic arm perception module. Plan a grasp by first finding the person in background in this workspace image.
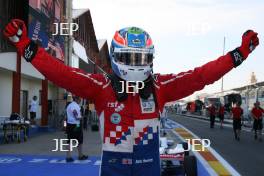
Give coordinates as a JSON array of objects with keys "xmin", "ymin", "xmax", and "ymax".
[
  {"xmin": 80, "ymin": 103, "xmax": 84, "ymax": 129},
  {"xmin": 174, "ymin": 105, "xmax": 178, "ymax": 114},
  {"xmin": 63, "ymin": 94, "xmax": 73, "ymax": 131},
  {"xmin": 66, "ymin": 94, "xmax": 73, "ymax": 108},
  {"xmin": 231, "ymin": 103, "xmax": 243, "ymax": 141},
  {"xmin": 218, "ymin": 104, "xmax": 225, "ymax": 129},
  {"xmin": 29, "ymin": 96, "xmax": 38, "ymax": 125},
  {"xmin": 208, "ymin": 103, "xmax": 216, "ymax": 129},
  {"xmin": 251, "ymin": 101, "xmax": 263, "ymax": 141},
  {"xmin": 66, "ymin": 95, "xmax": 88, "ymax": 162},
  {"xmin": 178, "ymin": 105, "xmax": 182, "ymax": 114},
  {"xmin": 83, "ymin": 103, "xmax": 89, "ymax": 131},
  {"xmin": 160, "ymin": 106, "xmax": 168, "ymax": 136}
]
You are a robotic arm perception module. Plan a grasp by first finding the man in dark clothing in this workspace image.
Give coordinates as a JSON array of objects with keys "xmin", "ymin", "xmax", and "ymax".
[
  {"xmin": 83, "ymin": 103, "xmax": 89, "ymax": 131},
  {"xmin": 208, "ymin": 103, "xmax": 216, "ymax": 128}
]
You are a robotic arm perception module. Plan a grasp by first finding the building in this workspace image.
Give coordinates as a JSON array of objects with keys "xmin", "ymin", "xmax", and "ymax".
[
  {"xmin": 97, "ymin": 39, "xmax": 111, "ymax": 74},
  {"xmin": 0, "ymin": 1, "xmax": 111, "ymax": 126},
  {"xmin": 72, "ymin": 8, "xmax": 111, "ymax": 74},
  {"xmin": 0, "ymin": 0, "xmax": 67, "ymax": 126}
]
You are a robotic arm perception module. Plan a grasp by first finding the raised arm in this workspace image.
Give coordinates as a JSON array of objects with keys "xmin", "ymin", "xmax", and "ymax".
[
  {"xmin": 158, "ymin": 30, "xmax": 259, "ymax": 103},
  {"xmin": 31, "ymin": 48, "xmax": 105, "ymax": 101},
  {"xmin": 3, "ymin": 19, "xmax": 105, "ymax": 101}
]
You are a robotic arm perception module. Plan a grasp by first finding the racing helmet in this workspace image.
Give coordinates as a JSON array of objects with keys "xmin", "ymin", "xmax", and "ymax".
[{"xmin": 110, "ymin": 27, "xmax": 154, "ymax": 81}]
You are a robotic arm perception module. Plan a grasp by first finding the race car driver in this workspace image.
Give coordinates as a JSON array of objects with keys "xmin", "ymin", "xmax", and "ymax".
[{"xmin": 3, "ymin": 19, "xmax": 259, "ymax": 176}]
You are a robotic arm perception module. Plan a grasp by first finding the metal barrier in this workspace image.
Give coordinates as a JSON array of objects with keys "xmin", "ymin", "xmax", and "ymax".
[{"xmin": 1, "ymin": 116, "xmax": 30, "ymax": 143}]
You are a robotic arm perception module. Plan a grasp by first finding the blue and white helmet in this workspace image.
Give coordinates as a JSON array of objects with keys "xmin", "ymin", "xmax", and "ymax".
[{"xmin": 110, "ymin": 27, "xmax": 154, "ymax": 81}]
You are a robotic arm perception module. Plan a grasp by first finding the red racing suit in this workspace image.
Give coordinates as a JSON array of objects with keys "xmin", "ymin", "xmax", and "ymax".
[{"xmin": 29, "ymin": 47, "xmax": 235, "ymax": 175}]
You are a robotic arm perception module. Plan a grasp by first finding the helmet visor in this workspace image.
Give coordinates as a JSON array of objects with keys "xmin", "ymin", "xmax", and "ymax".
[{"xmin": 114, "ymin": 52, "xmax": 153, "ymax": 66}]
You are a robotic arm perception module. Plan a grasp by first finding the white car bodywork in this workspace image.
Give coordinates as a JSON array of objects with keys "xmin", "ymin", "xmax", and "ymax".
[{"xmin": 160, "ymin": 137, "xmax": 185, "ymax": 155}]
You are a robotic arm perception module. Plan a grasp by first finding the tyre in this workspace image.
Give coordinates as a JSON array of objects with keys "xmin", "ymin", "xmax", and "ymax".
[
  {"xmin": 161, "ymin": 160, "xmax": 177, "ymax": 176},
  {"xmin": 184, "ymin": 156, "xmax": 197, "ymax": 176},
  {"xmin": 91, "ymin": 124, "xmax": 99, "ymax": 131},
  {"xmin": 180, "ymin": 142, "xmax": 189, "ymax": 156}
]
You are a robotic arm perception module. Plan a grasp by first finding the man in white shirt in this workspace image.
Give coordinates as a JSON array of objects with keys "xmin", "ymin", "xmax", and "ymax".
[
  {"xmin": 66, "ymin": 95, "xmax": 88, "ymax": 162},
  {"xmin": 29, "ymin": 96, "xmax": 38, "ymax": 124}
]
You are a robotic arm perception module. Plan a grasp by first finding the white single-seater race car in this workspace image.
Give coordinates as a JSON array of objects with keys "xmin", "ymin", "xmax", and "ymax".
[{"xmin": 160, "ymin": 137, "xmax": 197, "ymax": 176}]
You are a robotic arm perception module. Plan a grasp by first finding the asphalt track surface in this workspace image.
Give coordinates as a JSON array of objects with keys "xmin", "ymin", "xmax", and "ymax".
[
  {"xmin": 0, "ymin": 130, "xmax": 102, "ymax": 156},
  {"xmin": 170, "ymin": 114, "xmax": 264, "ymax": 176}
]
